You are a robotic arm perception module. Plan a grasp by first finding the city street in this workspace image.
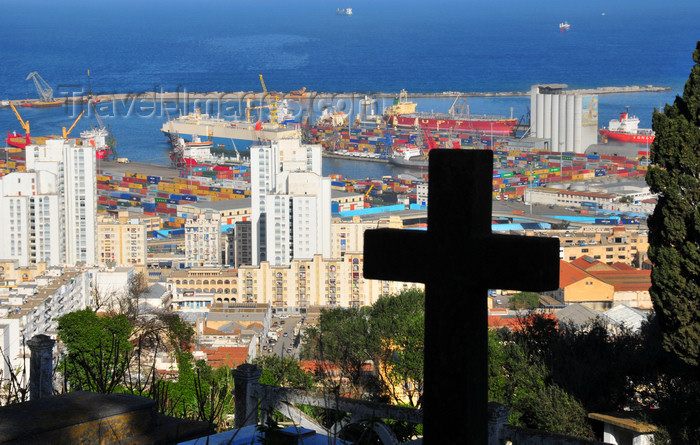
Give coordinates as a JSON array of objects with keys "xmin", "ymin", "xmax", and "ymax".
[{"xmin": 263, "ymin": 315, "xmax": 303, "ymax": 359}]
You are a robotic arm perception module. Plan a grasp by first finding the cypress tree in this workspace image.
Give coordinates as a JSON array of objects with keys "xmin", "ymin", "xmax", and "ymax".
[{"xmin": 646, "ymin": 41, "xmax": 700, "ymax": 368}]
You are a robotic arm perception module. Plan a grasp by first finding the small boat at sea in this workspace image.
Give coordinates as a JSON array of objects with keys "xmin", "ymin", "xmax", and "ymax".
[
  {"xmin": 337, "ymin": 8, "xmax": 353, "ymax": 15},
  {"xmin": 559, "ymin": 21, "xmax": 571, "ymax": 32}
]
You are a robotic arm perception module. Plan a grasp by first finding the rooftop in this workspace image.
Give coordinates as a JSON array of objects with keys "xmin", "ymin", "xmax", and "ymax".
[{"xmin": 182, "ymin": 198, "xmax": 251, "ymax": 212}]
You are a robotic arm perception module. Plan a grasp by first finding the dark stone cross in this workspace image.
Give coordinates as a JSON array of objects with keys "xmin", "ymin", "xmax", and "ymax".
[{"xmin": 363, "ymin": 150, "xmax": 560, "ymax": 444}]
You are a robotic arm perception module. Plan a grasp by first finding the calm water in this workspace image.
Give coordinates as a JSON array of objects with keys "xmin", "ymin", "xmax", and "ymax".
[{"xmin": 1, "ymin": 0, "xmax": 698, "ymax": 175}]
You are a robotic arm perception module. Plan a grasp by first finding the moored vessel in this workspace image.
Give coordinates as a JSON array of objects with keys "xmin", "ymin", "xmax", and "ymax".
[
  {"xmin": 160, "ymin": 104, "xmax": 301, "ymax": 153},
  {"xmin": 20, "ymin": 100, "xmax": 63, "ymax": 108},
  {"xmin": 388, "ymin": 144, "xmax": 429, "ymax": 169},
  {"xmin": 170, "ymin": 135, "xmax": 247, "ymax": 169},
  {"xmin": 599, "ymin": 108, "xmax": 655, "ymax": 144},
  {"xmin": 385, "ymin": 93, "xmax": 517, "ymax": 136},
  {"xmin": 389, "ymin": 112, "xmax": 517, "ymax": 136},
  {"xmin": 80, "ymin": 127, "xmax": 112, "ymax": 160}
]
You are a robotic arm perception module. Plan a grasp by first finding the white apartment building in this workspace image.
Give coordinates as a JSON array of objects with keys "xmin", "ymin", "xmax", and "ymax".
[
  {"xmin": 93, "ymin": 265, "xmax": 136, "ymax": 310},
  {"xmin": 185, "ymin": 212, "xmax": 222, "ymax": 268},
  {"xmin": 0, "ymin": 267, "xmax": 91, "ymax": 382},
  {"xmin": 250, "ymin": 139, "xmax": 331, "ymax": 266},
  {"xmin": 0, "ymin": 139, "xmax": 96, "ymax": 267}
]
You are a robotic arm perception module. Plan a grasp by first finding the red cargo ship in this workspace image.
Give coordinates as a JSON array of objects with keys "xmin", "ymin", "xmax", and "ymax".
[
  {"xmin": 389, "ymin": 112, "xmax": 518, "ymax": 136},
  {"xmin": 599, "ymin": 109, "xmax": 655, "ymax": 145},
  {"xmin": 383, "ymin": 92, "xmax": 518, "ymax": 136}
]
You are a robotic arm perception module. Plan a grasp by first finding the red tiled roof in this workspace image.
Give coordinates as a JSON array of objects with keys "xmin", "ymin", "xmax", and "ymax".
[
  {"xmin": 200, "ymin": 346, "xmax": 249, "ymax": 369},
  {"xmin": 560, "ymin": 260, "xmax": 594, "ymax": 288},
  {"xmin": 570, "ymin": 256, "xmax": 607, "ymax": 271},
  {"xmin": 299, "ymin": 360, "xmax": 342, "ymax": 375},
  {"xmin": 611, "ymin": 262, "xmax": 635, "ymax": 271},
  {"xmin": 488, "ymin": 313, "xmax": 558, "ymax": 330},
  {"xmin": 588, "ymin": 269, "xmax": 652, "ymax": 292}
]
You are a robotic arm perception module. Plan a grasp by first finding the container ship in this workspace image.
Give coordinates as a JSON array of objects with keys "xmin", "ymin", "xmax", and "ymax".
[{"xmin": 599, "ymin": 109, "xmax": 655, "ymax": 145}]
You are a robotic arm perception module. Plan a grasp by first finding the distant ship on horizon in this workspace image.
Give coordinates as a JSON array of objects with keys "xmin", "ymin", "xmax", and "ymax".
[{"xmin": 337, "ymin": 8, "xmax": 352, "ymax": 16}]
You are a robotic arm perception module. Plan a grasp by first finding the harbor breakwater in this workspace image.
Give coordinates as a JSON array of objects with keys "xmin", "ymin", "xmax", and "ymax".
[{"xmin": 4, "ymin": 85, "xmax": 672, "ymax": 108}]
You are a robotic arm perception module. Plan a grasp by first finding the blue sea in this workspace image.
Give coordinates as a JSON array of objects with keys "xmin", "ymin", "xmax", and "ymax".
[{"xmin": 1, "ymin": 0, "xmax": 698, "ymax": 177}]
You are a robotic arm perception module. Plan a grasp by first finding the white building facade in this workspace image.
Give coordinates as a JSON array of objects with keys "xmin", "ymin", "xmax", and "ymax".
[
  {"xmin": 185, "ymin": 212, "xmax": 222, "ymax": 268},
  {"xmin": 0, "ymin": 139, "xmax": 97, "ymax": 267},
  {"xmin": 0, "ymin": 267, "xmax": 92, "ymax": 383},
  {"xmin": 250, "ymin": 139, "xmax": 331, "ymax": 266}
]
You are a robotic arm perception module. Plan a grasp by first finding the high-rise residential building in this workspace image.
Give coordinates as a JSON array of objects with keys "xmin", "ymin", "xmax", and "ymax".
[
  {"xmin": 0, "ymin": 139, "xmax": 96, "ymax": 267},
  {"xmin": 96, "ymin": 215, "xmax": 148, "ymax": 267},
  {"xmin": 250, "ymin": 139, "xmax": 330, "ymax": 266},
  {"xmin": 185, "ymin": 212, "xmax": 222, "ymax": 268}
]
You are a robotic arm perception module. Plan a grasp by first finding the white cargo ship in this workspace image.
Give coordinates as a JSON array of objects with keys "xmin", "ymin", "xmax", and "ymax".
[{"xmin": 161, "ymin": 109, "xmax": 301, "ymax": 152}]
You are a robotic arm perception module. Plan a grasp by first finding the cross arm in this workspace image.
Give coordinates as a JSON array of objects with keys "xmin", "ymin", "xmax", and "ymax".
[
  {"xmin": 476, "ymin": 234, "xmax": 560, "ymax": 291},
  {"xmin": 363, "ymin": 228, "xmax": 430, "ymax": 284},
  {"xmin": 364, "ymin": 229, "xmax": 560, "ymax": 292}
]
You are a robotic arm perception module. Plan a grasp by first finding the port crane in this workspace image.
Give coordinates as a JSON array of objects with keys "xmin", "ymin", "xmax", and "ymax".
[
  {"xmin": 421, "ymin": 124, "xmax": 438, "ymax": 151},
  {"xmin": 259, "ymin": 74, "xmax": 279, "ymax": 124},
  {"xmin": 25, "ymin": 71, "xmax": 55, "ymax": 102},
  {"xmin": 62, "ymin": 110, "xmax": 85, "ymax": 138},
  {"xmin": 7, "ymin": 102, "xmax": 31, "ymax": 147}
]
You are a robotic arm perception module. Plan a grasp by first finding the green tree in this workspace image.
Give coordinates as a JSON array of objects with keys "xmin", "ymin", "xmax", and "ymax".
[
  {"xmin": 252, "ymin": 356, "xmax": 314, "ymax": 390},
  {"xmin": 508, "ymin": 292, "xmax": 541, "ymax": 310},
  {"xmin": 57, "ymin": 309, "xmax": 133, "ymax": 393},
  {"xmin": 369, "ymin": 290, "xmax": 424, "ymax": 408},
  {"xmin": 488, "ymin": 329, "xmax": 594, "ymax": 438},
  {"xmin": 302, "ymin": 290, "xmax": 425, "ymax": 405},
  {"xmin": 302, "ymin": 306, "xmax": 381, "ymax": 398},
  {"xmin": 646, "ymin": 41, "xmax": 700, "ymax": 368}
]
